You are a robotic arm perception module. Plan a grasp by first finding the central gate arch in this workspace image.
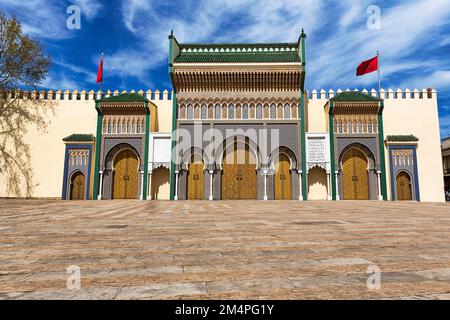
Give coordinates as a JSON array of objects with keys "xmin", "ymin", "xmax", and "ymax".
[
  {"xmin": 221, "ymin": 137, "xmax": 257, "ymax": 199},
  {"xmin": 274, "ymin": 153, "xmax": 292, "ymax": 200},
  {"xmin": 187, "ymin": 153, "xmax": 204, "ymax": 200}
]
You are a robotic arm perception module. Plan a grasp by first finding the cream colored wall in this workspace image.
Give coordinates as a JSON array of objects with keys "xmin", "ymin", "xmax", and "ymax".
[
  {"xmin": 382, "ymin": 90, "xmax": 444, "ymax": 202},
  {"xmin": 0, "ymin": 90, "xmax": 173, "ymax": 199},
  {"xmin": 0, "ymin": 98, "xmax": 96, "ymax": 198},
  {"xmin": 305, "ymin": 91, "xmax": 328, "ymax": 133},
  {"xmin": 154, "ymin": 92, "xmax": 173, "ymax": 133}
]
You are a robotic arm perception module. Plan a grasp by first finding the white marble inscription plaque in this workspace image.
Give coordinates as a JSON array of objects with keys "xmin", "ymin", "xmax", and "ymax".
[{"xmin": 308, "ymin": 137, "xmax": 326, "ymax": 162}]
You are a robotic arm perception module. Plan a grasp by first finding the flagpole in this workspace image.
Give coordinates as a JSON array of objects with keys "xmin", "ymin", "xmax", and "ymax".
[{"xmin": 377, "ymin": 51, "xmax": 381, "ymax": 98}]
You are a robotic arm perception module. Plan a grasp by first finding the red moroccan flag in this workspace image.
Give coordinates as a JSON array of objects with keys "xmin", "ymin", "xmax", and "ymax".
[
  {"xmin": 96, "ymin": 52, "xmax": 104, "ymax": 84},
  {"xmin": 356, "ymin": 55, "xmax": 378, "ymax": 76}
]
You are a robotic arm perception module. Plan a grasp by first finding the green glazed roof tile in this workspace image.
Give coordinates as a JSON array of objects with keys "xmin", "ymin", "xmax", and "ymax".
[
  {"xmin": 330, "ymin": 91, "xmax": 382, "ymax": 102},
  {"xmin": 385, "ymin": 135, "xmax": 419, "ymax": 142},
  {"xmin": 97, "ymin": 93, "xmax": 148, "ymax": 103},
  {"xmin": 174, "ymin": 42, "xmax": 300, "ymax": 64},
  {"xmin": 63, "ymin": 134, "xmax": 95, "ymax": 142}
]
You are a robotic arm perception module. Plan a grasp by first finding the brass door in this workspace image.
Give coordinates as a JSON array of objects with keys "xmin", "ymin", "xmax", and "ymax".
[
  {"xmin": 222, "ymin": 142, "xmax": 257, "ymax": 199},
  {"xmin": 275, "ymin": 154, "xmax": 292, "ymax": 200},
  {"xmin": 70, "ymin": 172, "xmax": 85, "ymax": 200},
  {"xmin": 187, "ymin": 159, "xmax": 204, "ymax": 199},
  {"xmin": 113, "ymin": 149, "xmax": 139, "ymax": 199},
  {"xmin": 342, "ymin": 148, "xmax": 369, "ymax": 200},
  {"xmin": 396, "ymin": 172, "xmax": 412, "ymax": 201}
]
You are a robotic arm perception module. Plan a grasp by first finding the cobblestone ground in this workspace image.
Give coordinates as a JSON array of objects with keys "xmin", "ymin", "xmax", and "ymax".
[{"xmin": 0, "ymin": 200, "xmax": 449, "ymax": 300}]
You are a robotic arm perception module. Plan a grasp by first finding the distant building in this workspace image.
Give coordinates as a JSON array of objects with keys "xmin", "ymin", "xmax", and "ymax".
[{"xmin": 442, "ymin": 137, "xmax": 450, "ymax": 200}]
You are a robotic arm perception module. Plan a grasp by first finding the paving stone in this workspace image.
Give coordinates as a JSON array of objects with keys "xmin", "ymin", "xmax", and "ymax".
[{"xmin": 0, "ymin": 199, "xmax": 449, "ymax": 299}]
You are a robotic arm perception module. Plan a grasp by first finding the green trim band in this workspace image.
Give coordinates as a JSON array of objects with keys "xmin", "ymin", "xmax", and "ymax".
[
  {"xmin": 328, "ymin": 102, "xmax": 336, "ymax": 200},
  {"xmin": 300, "ymin": 91, "xmax": 307, "ymax": 200},
  {"xmin": 299, "ymin": 29, "xmax": 307, "ymax": 200},
  {"xmin": 378, "ymin": 101, "xmax": 388, "ymax": 200},
  {"xmin": 142, "ymin": 102, "xmax": 150, "ymax": 200},
  {"xmin": 169, "ymin": 92, "xmax": 177, "ymax": 200},
  {"xmin": 93, "ymin": 102, "xmax": 102, "ymax": 200}
]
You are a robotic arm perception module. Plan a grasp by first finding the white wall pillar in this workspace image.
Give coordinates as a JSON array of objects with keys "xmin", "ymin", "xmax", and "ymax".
[
  {"xmin": 209, "ymin": 170, "xmax": 214, "ymax": 200},
  {"xmin": 97, "ymin": 171, "xmax": 103, "ymax": 200},
  {"xmin": 335, "ymin": 171, "xmax": 340, "ymax": 200},
  {"xmin": 139, "ymin": 170, "xmax": 144, "ymax": 200},
  {"xmin": 377, "ymin": 170, "xmax": 383, "ymax": 200},
  {"xmin": 174, "ymin": 170, "xmax": 179, "ymax": 201},
  {"xmin": 147, "ymin": 172, "xmax": 152, "ymax": 200},
  {"xmin": 298, "ymin": 170, "xmax": 303, "ymax": 201},
  {"xmin": 327, "ymin": 172, "xmax": 332, "ymax": 200}
]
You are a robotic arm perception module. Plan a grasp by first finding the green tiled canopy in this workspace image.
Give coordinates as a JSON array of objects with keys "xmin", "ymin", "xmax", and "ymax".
[
  {"xmin": 96, "ymin": 93, "xmax": 148, "ymax": 103},
  {"xmin": 385, "ymin": 135, "xmax": 419, "ymax": 142},
  {"xmin": 63, "ymin": 134, "xmax": 95, "ymax": 142},
  {"xmin": 330, "ymin": 91, "xmax": 382, "ymax": 102},
  {"xmin": 174, "ymin": 43, "xmax": 301, "ymax": 64}
]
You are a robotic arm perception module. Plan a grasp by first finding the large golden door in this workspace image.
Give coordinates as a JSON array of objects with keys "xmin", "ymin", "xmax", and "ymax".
[
  {"xmin": 342, "ymin": 148, "xmax": 369, "ymax": 200},
  {"xmin": 70, "ymin": 172, "xmax": 85, "ymax": 200},
  {"xmin": 187, "ymin": 157, "xmax": 204, "ymax": 199},
  {"xmin": 222, "ymin": 142, "xmax": 257, "ymax": 199},
  {"xmin": 274, "ymin": 154, "xmax": 292, "ymax": 200},
  {"xmin": 396, "ymin": 172, "xmax": 412, "ymax": 201},
  {"xmin": 113, "ymin": 149, "xmax": 139, "ymax": 199}
]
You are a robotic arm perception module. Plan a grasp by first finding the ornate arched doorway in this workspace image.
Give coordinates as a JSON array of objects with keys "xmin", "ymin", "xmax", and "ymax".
[
  {"xmin": 222, "ymin": 139, "xmax": 257, "ymax": 199},
  {"xmin": 396, "ymin": 171, "xmax": 412, "ymax": 201},
  {"xmin": 187, "ymin": 154, "xmax": 204, "ymax": 199},
  {"xmin": 70, "ymin": 171, "xmax": 85, "ymax": 200},
  {"xmin": 308, "ymin": 166, "xmax": 328, "ymax": 200},
  {"xmin": 342, "ymin": 148, "xmax": 369, "ymax": 200},
  {"xmin": 274, "ymin": 154, "xmax": 291, "ymax": 200},
  {"xmin": 112, "ymin": 149, "xmax": 139, "ymax": 199}
]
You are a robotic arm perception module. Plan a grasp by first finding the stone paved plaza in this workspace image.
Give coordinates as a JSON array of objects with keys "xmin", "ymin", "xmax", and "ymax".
[{"xmin": 0, "ymin": 200, "xmax": 449, "ymax": 300}]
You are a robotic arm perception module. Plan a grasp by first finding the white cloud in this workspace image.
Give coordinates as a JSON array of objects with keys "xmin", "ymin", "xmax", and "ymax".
[
  {"xmin": 308, "ymin": 0, "xmax": 450, "ymax": 89},
  {"xmin": 0, "ymin": 0, "xmax": 102, "ymax": 39},
  {"xmin": 71, "ymin": 0, "xmax": 103, "ymax": 20},
  {"xmin": 400, "ymin": 70, "xmax": 450, "ymax": 91}
]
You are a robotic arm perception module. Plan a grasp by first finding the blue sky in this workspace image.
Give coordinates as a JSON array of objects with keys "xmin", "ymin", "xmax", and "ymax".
[{"xmin": 1, "ymin": 0, "xmax": 450, "ymax": 137}]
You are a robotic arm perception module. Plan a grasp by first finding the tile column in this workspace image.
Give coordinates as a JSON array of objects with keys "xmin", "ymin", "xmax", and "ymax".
[
  {"xmin": 139, "ymin": 171, "xmax": 144, "ymax": 200},
  {"xmin": 377, "ymin": 170, "xmax": 383, "ymax": 201},
  {"xmin": 327, "ymin": 171, "xmax": 332, "ymax": 200},
  {"xmin": 263, "ymin": 168, "xmax": 268, "ymax": 201},
  {"xmin": 97, "ymin": 171, "xmax": 103, "ymax": 200},
  {"xmin": 298, "ymin": 170, "xmax": 303, "ymax": 201},
  {"xmin": 174, "ymin": 170, "xmax": 179, "ymax": 201},
  {"xmin": 335, "ymin": 171, "xmax": 340, "ymax": 201},
  {"xmin": 209, "ymin": 170, "xmax": 214, "ymax": 200}
]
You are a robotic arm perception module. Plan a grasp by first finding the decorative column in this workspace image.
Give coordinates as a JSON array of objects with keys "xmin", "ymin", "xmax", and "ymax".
[
  {"xmin": 298, "ymin": 169, "xmax": 303, "ymax": 201},
  {"xmin": 263, "ymin": 168, "xmax": 268, "ymax": 201},
  {"xmin": 209, "ymin": 170, "xmax": 214, "ymax": 200},
  {"xmin": 327, "ymin": 171, "xmax": 332, "ymax": 200},
  {"xmin": 174, "ymin": 170, "xmax": 179, "ymax": 201},
  {"xmin": 335, "ymin": 171, "xmax": 340, "ymax": 200},
  {"xmin": 97, "ymin": 171, "xmax": 103, "ymax": 200},
  {"xmin": 139, "ymin": 170, "xmax": 144, "ymax": 200},
  {"xmin": 377, "ymin": 170, "xmax": 383, "ymax": 200},
  {"xmin": 147, "ymin": 172, "xmax": 152, "ymax": 200}
]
